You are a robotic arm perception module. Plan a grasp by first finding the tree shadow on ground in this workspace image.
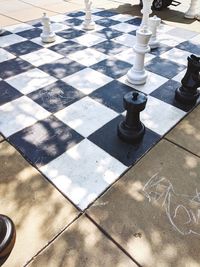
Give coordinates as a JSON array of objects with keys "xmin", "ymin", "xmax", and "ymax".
[
  {"xmin": 28, "ymin": 215, "xmax": 136, "ymax": 267},
  {"xmin": 109, "ymin": 3, "xmax": 196, "ymax": 25},
  {"xmin": 0, "ymin": 141, "xmax": 79, "ymax": 267},
  {"xmin": 87, "ymin": 139, "xmax": 200, "ymax": 267}
]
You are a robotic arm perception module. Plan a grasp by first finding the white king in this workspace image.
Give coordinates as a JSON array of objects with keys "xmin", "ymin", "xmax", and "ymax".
[{"xmin": 126, "ymin": 0, "xmax": 153, "ymax": 85}]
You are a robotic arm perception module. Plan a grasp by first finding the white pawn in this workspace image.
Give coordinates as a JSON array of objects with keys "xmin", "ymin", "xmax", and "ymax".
[
  {"xmin": 82, "ymin": 0, "xmax": 95, "ymax": 30},
  {"xmin": 184, "ymin": 0, "xmax": 200, "ymax": 20},
  {"xmin": 149, "ymin": 15, "xmax": 161, "ymax": 49},
  {"xmin": 40, "ymin": 13, "xmax": 56, "ymax": 43}
]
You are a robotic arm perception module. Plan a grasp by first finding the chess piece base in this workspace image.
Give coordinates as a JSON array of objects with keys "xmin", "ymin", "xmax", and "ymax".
[
  {"xmin": 184, "ymin": 0, "xmax": 199, "ymax": 19},
  {"xmin": 196, "ymin": 14, "xmax": 200, "ymax": 20},
  {"xmin": 184, "ymin": 13, "xmax": 196, "ymax": 19},
  {"xmin": 175, "ymin": 87, "xmax": 199, "ymax": 105},
  {"xmin": 127, "ymin": 69, "xmax": 148, "ymax": 85},
  {"xmin": 149, "ymin": 39, "xmax": 160, "ymax": 49},
  {"xmin": 184, "ymin": 13, "xmax": 200, "ymax": 20},
  {"xmin": 117, "ymin": 121, "xmax": 145, "ymax": 144},
  {"xmin": 82, "ymin": 21, "xmax": 95, "ymax": 30},
  {"xmin": 40, "ymin": 33, "xmax": 56, "ymax": 43}
]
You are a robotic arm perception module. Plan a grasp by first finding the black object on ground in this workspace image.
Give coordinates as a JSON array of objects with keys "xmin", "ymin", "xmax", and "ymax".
[
  {"xmin": 118, "ymin": 91, "xmax": 147, "ymax": 144},
  {"xmin": 139, "ymin": 0, "xmax": 175, "ymax": 11},
  {"xmin": 0, "ymin": 215, "xmax": 16, "ymax": 266},
  {"xmin": 175, "ymin": 55, "xmax": 200, "ymax": 105}
]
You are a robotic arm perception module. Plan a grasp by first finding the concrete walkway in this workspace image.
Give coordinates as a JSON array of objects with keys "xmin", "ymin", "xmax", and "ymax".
[
  {"xmin": 0, "ymin": 0, "xmax": 200, "ymax": 32},
  {"xmin": 0, "ymin": 0, "xmax": 199, "ymax": 266}
]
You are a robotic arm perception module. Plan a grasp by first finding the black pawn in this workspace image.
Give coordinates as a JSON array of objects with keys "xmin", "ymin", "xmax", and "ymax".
[
  {"xmin": 118, "ymin": 91, "xmax": 147, "ymax": 144},
  {"xmin": 175, "ymin": 54, "xmax": 200, "ymax": 105}
]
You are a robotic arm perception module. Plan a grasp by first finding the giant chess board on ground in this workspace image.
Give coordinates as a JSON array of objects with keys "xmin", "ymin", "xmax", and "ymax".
[{"xmin": 0, "ymin": 9, "xmax": 199, "ymax": 209}]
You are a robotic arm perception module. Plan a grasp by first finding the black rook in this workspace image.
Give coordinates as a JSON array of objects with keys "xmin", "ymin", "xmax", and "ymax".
[
  {"xmin": 118, "ymin": 91, "xmax": 147, "ymax": 144},
  {"xmin": 175, "ymin": 54, "xmax": 200, "ymax": 105}
]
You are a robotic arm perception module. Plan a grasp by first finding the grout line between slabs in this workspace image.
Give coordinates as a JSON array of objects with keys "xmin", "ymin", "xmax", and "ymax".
[
  {"xmin": 84, "ymin": 101, "xmax": 199, "ymax": 210},
  {"xmin": 164, "ymin": 137, "xmax": 200, "ymax": 159},
  {"xmin": 85, "ymin": 213, "xmax": 143, "ymax": 267},
  {"xmin": 84, "ymin": 135, "xmax": 162, "ymax": 211},
  {"xmin": 24, "ymin": 212, "xmax": 83, "ymax": 266},
  {"xmin": 3, "ymin": 127, "xmax": 161, "ymax": 213},
  {"xmin": 0, "ymin": 13, "xmax": 24, "ymax": 24},
  {"xmin": 1, "ymin": 131, "xmax": 83, "ymax": 213},
  {"xmin": 18, "ymin": 0, "xmax": 60, "ymax": 14}
]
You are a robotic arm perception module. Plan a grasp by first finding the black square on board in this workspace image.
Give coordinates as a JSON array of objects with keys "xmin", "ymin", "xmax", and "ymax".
[
  {"xmin": 90, "ymin": 80, "xmax": 134, "ymax": 113},
  {"xmin": 64, "ymin": 18, "xmax": 83, "ymax": 27},
  {"xmin": 39, "ymin": 57, "xmax": 85, "ymax": 79},
  {"xmin": 49, "ymin": 40, "xmax": 87, "ymax": 56},
  {"xmin": 0, "ymin": 81, "xmax": 23, "ymax": 106},
  {"xmin": 126, "ymin": 17, "xmax": 142, "ymax": 26},
  {"xmin": 150, "ymin": 79, "xmax": 194, "ymax": 112},
  {"xmin": 18, "ymin": 28, "xmax": 42, "ymax": 39},
  {"xmin": 145, "ymin": 57, "xmax": 186, "ymax": 79},
  {"xmin": 96, "ymin": 18, "xmax": 120, "ymax": 27},
  {"xmin": 95, "ymin": 28, "xmax": 122, "ymax": 40},
  {"xmin": 0, "ymin": 58, "xmax": 33, "ymax": 79},
  {"xmin": 176, "ymin": 41, "xmax": 200, "ymax": 55},
  {"xmin": 88, "ymin": 115, "xmax": 160, "ymax": 166},
  {"xmin": 91, "ymin": 58, "xmax": 132, "ymax": 79},
  {"xmin": 94, "ymin": 10, "xmax": 117, "ymax": 17},
  {"xmin": 150, "ymin": 44, "xmax": 173, "ymax": 56},
  {"xmin": 28, "ymin": 80, "xmax": 84, "ymax": 113},
  {"xmin": 67, "ymin": 11, "xmax": 85, "ymax": 17},
  {"xmin": 9, "ymin": 115, "xmax": 84, "ymax": 167},
  {"xmin": 56, "ymin": 28, "xmax": 85, "ymax": 39},
  {"xmin": 5, "ymin": 40, "xmax": 42, "ymax": 56},
  {"xmin": 92, "ymin": 40, "xmax": 128, "ymax": 56}
]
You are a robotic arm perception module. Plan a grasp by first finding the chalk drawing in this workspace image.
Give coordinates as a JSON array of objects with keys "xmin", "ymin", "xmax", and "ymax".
[{"xmin": 143, "ymin": 174, "xmax": 200, "ymax": 236}]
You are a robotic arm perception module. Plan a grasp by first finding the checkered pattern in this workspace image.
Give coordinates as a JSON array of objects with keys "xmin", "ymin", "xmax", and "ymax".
[{"xmin": 0, "ymin": 9, "xmax": 199, "ymax": 210}]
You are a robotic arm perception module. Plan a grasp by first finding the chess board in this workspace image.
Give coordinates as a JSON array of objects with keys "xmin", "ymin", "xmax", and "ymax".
[{"xmin": 0, "ymin": 9, "xmax": 199, "ymax": 210}]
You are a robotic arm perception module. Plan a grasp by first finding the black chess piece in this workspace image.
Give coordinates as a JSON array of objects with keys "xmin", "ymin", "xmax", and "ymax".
[
  {"xmin": 175, "ymin": 55, "xmax": 200, "ymax": 105},
  {"xmin": 118, "ymin": 91, "xmax": 147, "ymax": 144},
  {"xmin": 0, "ymin": 215, "xmax": 16, "ymax": 266}
]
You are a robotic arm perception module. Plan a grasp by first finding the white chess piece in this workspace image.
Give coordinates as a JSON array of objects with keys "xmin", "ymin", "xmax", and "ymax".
[
  {"xmin": 127, "ymin": 0, "xmax": 153, "ymax": 85},
  {"xmin": 149, "ymin": 15, "xmax": 161, "ymax": 49},
  {"xmin": 184, "ymin": 0, "xmax": 200, "ymax": 20},
  {"xmin": 82, "ymin": 0, "xmax": 96, "ymax": 30},
  {"xmin": 40, "ymin": 13, "xmax": 56, "ymax": 43},
  {"xmin": 140, "ymin": 0, "xmax": 153, "ymax": 30}
]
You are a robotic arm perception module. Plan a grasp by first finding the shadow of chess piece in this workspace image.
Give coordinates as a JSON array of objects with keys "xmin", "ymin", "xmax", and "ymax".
[
  {"xmin": 0, "ymin": 215, "xmax": 16, "ymax": 266},
  {"xmin": 175, "ymin": 55, "xmax": 200, "ymax": 105},
  {"xmin": 118, "ymin": 91, "xmax": 147, "ymax": 144}
]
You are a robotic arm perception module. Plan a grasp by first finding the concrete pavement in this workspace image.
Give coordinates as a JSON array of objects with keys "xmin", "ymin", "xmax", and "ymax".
[{"xmin": 0, "ymin": 0, "xmax": 199, "ymax": 266}]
